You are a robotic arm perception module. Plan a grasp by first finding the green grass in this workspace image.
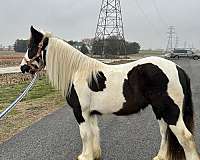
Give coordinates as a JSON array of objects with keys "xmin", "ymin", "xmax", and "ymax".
[
  {"xmin": 0, "ymin": 76, "xmax": 57, "ymax": 111},
  {"xmin": 23, "ymin": 77, "xmax": 56, "ymax": 101},
  {"xmin": 0, "ymin": 75, "xmax": 65, "ymax": 143},
  {"xmin": 139, "ymin": 50, "xmax": 162, "ymax": 56}
]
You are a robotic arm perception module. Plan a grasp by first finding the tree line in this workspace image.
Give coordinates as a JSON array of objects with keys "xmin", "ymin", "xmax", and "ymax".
[
  {"xmin": 14, "ymin": 39, "xmax": 29, "ymax": 52},
  {"xmin": 92, "ymin": 36, "xmax": 140, "ymax": 55},
  {"xmin": 14, "ymin": 38, "xmax": 140, "ymax": 55}
]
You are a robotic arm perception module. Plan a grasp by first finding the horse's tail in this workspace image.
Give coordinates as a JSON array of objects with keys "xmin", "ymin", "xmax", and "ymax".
[{"xmin": 166, "ymin": 66, "xmax": 194, "ymax": 160}]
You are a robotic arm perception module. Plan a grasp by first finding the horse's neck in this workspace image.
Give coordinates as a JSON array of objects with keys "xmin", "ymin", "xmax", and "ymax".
[{"xmin": 47, "ymin": 38, "xmax": 105, "ymax": 93}]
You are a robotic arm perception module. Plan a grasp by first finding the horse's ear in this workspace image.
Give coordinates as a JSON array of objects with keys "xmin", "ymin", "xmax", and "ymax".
[
  {"xmin": 30, "ymin": 26, "xmax": 43, "ymax": 42},
  {"xmin": 30, "ymin": 26, "xmax": 42, "ymax": 37}
]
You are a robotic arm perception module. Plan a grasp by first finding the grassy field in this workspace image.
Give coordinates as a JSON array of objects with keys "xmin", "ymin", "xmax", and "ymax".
[
  {"xmin": 0, "ymin": 51, "xmax": 24, "ymax": 55},
  {"xmin": 138, "ymin": 50, "xmax": 162, "ymax": 56},
  {"xmin": 0, "ymin": 51, "xmax": 23, "ymax": 67},
  {"xmin": 0, "ymin": 51, "xmax": 14, "ymax": 55},
  {"xmin": 0, "ymin": 76, "xmax": 58, "ymax": 110},
  {"xmin": 0, "ymin": 76, "xmax": 65, "ymax": 143}
]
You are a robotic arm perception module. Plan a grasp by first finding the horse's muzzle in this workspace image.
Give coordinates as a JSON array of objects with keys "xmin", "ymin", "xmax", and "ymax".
[
  {"xmin": 20, "ymin": 64, "xmax": 39, "ymax": 75},
  {"xmin": 20, "ymin": 64, "xmax": 31, "ymax": 74}
]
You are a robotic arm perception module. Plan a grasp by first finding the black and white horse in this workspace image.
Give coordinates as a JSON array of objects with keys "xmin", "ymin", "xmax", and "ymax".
[{"xmin": 20, "ymin": 26, "xmax": 200, "ymax": 160}]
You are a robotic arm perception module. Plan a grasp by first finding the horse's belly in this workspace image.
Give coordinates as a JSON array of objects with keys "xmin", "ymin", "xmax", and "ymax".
[{"xmin": 91, "ymin": 94, "xmax": 124, "ymax": 114}]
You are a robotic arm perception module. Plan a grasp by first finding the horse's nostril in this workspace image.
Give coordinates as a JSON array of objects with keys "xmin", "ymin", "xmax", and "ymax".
[{"xmin": 20, "ymin": 65, "xmax": 26, "ymax": 73}]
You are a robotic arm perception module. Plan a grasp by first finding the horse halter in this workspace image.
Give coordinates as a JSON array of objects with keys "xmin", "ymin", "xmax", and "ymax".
[{"xmin": 24, "ymin": 37, "xmax": 46, "ymax": 73}]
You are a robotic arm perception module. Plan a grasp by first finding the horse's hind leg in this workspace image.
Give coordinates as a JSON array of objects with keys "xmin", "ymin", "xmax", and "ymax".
[
  {"xmin": 153, "ymin": 120, "xmax": 168, "ymax": 160},
  {"xmin": 169, "ymin": 118, "xmax": 200, "ymax": 160}
]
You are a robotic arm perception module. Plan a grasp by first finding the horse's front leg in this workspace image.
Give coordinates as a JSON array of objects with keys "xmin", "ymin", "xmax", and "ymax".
[
  {"xmin": 77, "ymin": 112, "xmax": 101, "ymax": 160},
  {"xmin": 67, "ymin": 83, "xmax": 101, "ymax": 160},
  {"xmin": 78, "ymin": 118, "xmax": 94, "ymax": 160},
  {"xmin": 89, "ymin": 115, "xmax": 101, "ymax": 160}
]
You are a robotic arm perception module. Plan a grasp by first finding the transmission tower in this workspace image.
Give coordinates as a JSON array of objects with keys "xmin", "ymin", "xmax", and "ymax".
[
  {"xmin": 175, "ymin": 35, "xmax": 179, "ymax": 49},
  {"xmin": 94, "ymin": 0, "xmax": 126, "ymax": 55},
  {"xmin": 166, "ymin": 26, "xmax": 175, "ymax": 52}
]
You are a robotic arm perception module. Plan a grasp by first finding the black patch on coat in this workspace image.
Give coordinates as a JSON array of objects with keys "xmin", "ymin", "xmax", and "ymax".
[
  {"xmin": 90, "ymin": 110, "xmax": 102, "ymax": 116},
  {"xmin": 176, "ymin": 65, "xmax": 194, "ymax": 131},
  {"xmin": 114, "ymin": 63, "xmax": 180, "ymax": 125},
  {"xmin": 66, "ymin": 84, "xmax": 85, "ymax": 124},
  {"xmin": 88, "ymin": 71, "xmax": 106, "ymax": 92},
  {"xmin": 43, "ymin": 49, "xmax": 47, "ymax": 66},
  {"xmin": 149, "ymin": 92, "xmax": 180, "ymax": 125}
]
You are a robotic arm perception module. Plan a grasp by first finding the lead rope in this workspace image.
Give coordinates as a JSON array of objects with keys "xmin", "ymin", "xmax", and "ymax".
[{"xmin": 0, "ymin": 73, "xmax": 38, "ymax": 119}]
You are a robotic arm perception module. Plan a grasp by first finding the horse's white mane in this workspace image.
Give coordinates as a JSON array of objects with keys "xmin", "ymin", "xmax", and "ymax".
[{"xmin": 46, "ymin": 37, "xmax": 106, "ymax": 96}]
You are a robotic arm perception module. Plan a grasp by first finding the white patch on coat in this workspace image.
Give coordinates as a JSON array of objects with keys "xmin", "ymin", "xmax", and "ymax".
[
  {"xmin": 79, "ymin": 122, "xmax": 94, "ymax": 160},
  {"xmin": 90, "ymin": 70, "xmax": 127, "ymax": 113},
  {"xmin": 20, "ymin": 50, "xmax": 30, "ymax": 66},
  {"xmin": 154, "ymin": 119, "xmax": 168, "ymax": 159}
]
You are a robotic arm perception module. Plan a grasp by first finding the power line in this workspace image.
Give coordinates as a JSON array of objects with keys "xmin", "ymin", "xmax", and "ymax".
[
  {"xmin": 151, "ymin": 0, "xmax": 168, "ymax": 26},
  {"xmin": 134, "ymin": 0, "xmax": 162, "ymax": 37}
]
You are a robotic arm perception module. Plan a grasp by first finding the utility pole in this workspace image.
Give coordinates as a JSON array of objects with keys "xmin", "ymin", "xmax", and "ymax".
[
  {"xmin": 166, "ymin": 26, "xmax": 175, "ymax": 52},
  {"xmin": 175, "ymin": 35, "xmax": 179, "ymax": 49},
  {"xmin": 184, "ymin": 41, "xmax": 187, "ymax": 49},
  {"xmin": 94, "ymin": 0, "xmax": 126, "ymax": 56},
  {"xmin": 192, "ymin": 43, "xmax": 194, "ymax": 49}
]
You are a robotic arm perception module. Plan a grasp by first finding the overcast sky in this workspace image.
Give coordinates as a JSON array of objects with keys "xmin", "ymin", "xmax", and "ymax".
[{"xmin": 0, "ymin": 0, "xmax": 200, "ymax": 49}]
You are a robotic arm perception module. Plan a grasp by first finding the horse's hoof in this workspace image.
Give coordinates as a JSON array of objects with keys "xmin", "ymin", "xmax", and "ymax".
[
  {"xmin": 153, "ymin": 156, "xmax": 164, "ymax": 160},
  {"xmin": 76, "ymin": 155, "xmax": 81, "ymax": 160},
  {"xmin": 76, "ymin": 156, "xmax": 101, "ymax": 160},
  {"xmin": 198, "ymin": 153, "xmax": 200, "ymax": 160},
  {"xmin": 76, "ymin": 155, "xmax": 95, "ymax": 160},
  {"xmin": 153, "ymin": 156, "xmax": 159, "ymax": 160},
  {"xmin": 94, "ymin": 152, "xmax": 101, "ymax": 160}
]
